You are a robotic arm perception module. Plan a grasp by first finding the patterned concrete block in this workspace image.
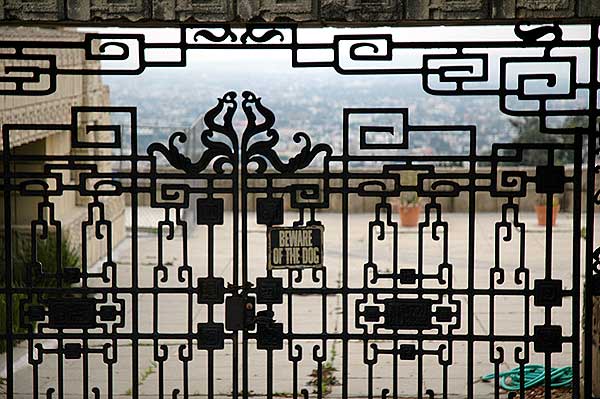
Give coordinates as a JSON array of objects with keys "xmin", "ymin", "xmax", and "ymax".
[
  {"xmin": 322, "ymin": 0, "xmax": 402, "ymax": 22},
  {"xmin": 491, "ymin": 0, "xmax": 516, "ymax": 18},
  {"xmin": 152, "ymin": 0, "xmax": 175, "ymax": 19},
  {"xmin": 579, "ymin": 0, "xmax": 600, "ymax": 17},
  {"xmin": 240, "ymin": 0, "xmax": 317, "ymax": 22},
  {"xmin": 171, "ymin": 0, "xmax": 235, "ymax": 22},
  {"xmin": 67, "ymin": 0, "xmax": 91, "ymax": 20},
  {"xmin": 3, "ymin": 0, "xmax": 64, "ymax": 20},
  {"xmin": 0, "ymin": 1, "xmax": 594, "ymax": 30},
  {"xmin": 89, "ymin": 0, "xmax": 152, "ymax": 20},
  {"xmin": 405, "ymin": 0, "xmax": 489, "ymax": 20},
  {"xmin": 516, "ymin": 0, "xmax": 575, "ymax": 18}
]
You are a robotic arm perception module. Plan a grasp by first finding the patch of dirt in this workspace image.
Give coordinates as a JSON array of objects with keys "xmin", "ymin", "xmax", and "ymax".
[{"xmin": 511, "ymin": 386, "xmax": 572, "ymax": 399}]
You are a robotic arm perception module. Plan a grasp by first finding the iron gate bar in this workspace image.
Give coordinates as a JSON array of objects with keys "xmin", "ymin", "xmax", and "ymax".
[
  {"xmin": 587, "ymin": 22, "xmax": 600, "ymax": 399},
  {"xmin": 0, "ymin": 21, "xmax": 598, "ymax": 399}
]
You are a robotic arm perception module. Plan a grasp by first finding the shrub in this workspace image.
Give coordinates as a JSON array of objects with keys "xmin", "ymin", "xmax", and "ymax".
[
  {"xmin": 0, "ymin": 234, "xmax": 81, "ymax": 353},
  {"xmin": 1, "ymin": 233, "xmax": 80, "ymax": 287},
  {"xmin": 0, "ymin": 293, "xmax": 29, "ymax": 353}
]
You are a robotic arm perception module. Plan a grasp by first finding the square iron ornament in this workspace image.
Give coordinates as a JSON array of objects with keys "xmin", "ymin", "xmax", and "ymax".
[
  {"xmin": 48, "ymin": 299, "xmax": 97, "ymax": 329},
  {"xmin": 62, "ymin": 267, "xmax": 81, "ymax": 284},
  {"xmin": 27, "ymin": 305, "xmax": 46, "ymax": 322},
  {"xmin": 99, "ymin": 305, "xmax": 118, "ymax": 321},
  {"xmin": 256, "ymin": 322, "xmax": 284, "ymax": 350},
  {"xmin": 256, "ymin": 277, "xmax": 284, "ymax": 304},
  {"xmin": 534, "ymin": 279, "xmax": 563, "ymax": 307},
  {"xmin": 535, "ymin": 165, "xmax": 565, "ymax": 194},
  {"xmin": 383, "ymin": 298, "xmax": 433, "ymax": 330},
  {"xmin": 399, "ymin": 268, "xmax": 417, "ymax": 284},
  {"xmin": 399, "ymin": 344, "xmax": 417, "ymax": 360},
  {"xmin": 197, "ymin": 277, "xmax": 225, "ymax": 304},
  {"xmin": 590, "ymin": 274, "xmax": 600, "ymax": 295},
  {"xmin": 534, "ymin": 325, "xmax": 563, "ymax": 353},
  {"xmin": 197, "ymin": 323, "xmax": 225, "ymax": 350},
  {"xmin": 256, "ymin": 197, "xmax": 284, "ymax": 226},
  {"xmin": 196, "ymin": 198, "xmax": 224, "ymax": 225},
  {"xmin": 363, "ymin": 306, "xmax": 381, "ymax": 322},
  {"xmin": 434, "ymin": 306, "xmax": 454, "ymax": 322},
  {"xmin": 63, "ymin": 343, "xmax": 83, "ymax": 360}
]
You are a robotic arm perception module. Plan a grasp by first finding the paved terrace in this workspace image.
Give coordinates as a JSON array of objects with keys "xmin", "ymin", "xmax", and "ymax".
[{"xmin": 4, "ymin": 209, "xmax": 597, "ymax": 398}]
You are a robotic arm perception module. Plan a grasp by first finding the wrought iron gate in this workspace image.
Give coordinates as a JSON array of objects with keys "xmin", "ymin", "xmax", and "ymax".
[{"xmin": 1, "ymin": 22, "xmax": 599, "ymax": 399}]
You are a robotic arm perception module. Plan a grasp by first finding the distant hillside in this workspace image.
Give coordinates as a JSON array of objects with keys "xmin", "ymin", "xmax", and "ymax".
[{"xmin": 104, "ymin": 62, "xmax": 544, "ymax": 158}]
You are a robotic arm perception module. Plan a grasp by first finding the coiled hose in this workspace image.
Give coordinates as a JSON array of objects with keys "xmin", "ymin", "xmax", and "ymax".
[{"xmin": 481, "ymin": 365, "xmax": 573, "ymax": 391}]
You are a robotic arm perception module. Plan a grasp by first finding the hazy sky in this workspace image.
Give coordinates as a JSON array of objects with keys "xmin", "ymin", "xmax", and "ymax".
[{"xmin": 95, "ymin": 24, "xmax": 592, "ymax": 152}]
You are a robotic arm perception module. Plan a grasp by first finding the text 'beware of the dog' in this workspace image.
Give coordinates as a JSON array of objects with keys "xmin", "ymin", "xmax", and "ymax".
[{"xmin": 267, "ymin": 226, "xmax": 324, "ymax": 269}]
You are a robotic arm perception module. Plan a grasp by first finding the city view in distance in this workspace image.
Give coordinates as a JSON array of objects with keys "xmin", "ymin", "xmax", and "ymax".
[{"xmin": 102, "ymin": 25, "xmax": 588, "ymax": 167}]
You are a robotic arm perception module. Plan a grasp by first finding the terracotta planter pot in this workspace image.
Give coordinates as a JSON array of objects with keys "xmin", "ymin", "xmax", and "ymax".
[
  {"xmin": 399, "ymin": 206, "xmax": 421, "ymax": 227},
  {"xmin": 535, "ymin": 204, "xmax": 560, "ymax": 226}
]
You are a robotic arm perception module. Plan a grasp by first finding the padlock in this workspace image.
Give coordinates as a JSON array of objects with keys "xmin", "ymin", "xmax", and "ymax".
[{"xmin": 225, "ymin": 295, "xmax": 256, "ymax": 331}]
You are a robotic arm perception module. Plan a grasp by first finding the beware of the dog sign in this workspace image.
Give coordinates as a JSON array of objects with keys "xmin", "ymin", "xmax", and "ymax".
[{"xmin": 267, "ymin": 225, "xmax": 324, "ymax": 269}]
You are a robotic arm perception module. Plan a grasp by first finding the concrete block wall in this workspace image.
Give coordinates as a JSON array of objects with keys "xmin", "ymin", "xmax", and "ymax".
[
  {"xmin": 0, "ymin": 0, "xmax": 597, "ymax": 25},
  {"xmin": 0, "ymin": 27, "xmax": 127, "ymax": 268}
]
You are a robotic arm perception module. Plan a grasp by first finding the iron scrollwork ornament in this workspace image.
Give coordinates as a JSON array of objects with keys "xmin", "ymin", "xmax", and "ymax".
[{"xmin": 148, "ymin": 91, "xmax": 332, "ymax": 174}]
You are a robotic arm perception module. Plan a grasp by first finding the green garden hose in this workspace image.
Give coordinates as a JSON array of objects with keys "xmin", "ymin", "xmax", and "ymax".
[{"xmin": 481, "ymin": 365, "xmax": 573, "ymax": 391}]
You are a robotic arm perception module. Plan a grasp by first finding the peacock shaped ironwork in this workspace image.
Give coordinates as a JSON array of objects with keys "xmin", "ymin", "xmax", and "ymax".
[{"xmin": 147, "ymin": 91, "xmax": 332, "ymax": 174}]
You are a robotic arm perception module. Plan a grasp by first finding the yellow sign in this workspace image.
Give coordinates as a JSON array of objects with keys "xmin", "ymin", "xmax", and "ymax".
[{"xmin": 267, "ymin": 226, "xmax": 324, "ymax": 269}]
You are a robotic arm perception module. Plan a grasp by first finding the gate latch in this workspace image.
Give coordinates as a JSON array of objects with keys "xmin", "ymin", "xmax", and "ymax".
[{"xmin": 225, "ymin": 284, "xmax": 255, "ymax": 331}]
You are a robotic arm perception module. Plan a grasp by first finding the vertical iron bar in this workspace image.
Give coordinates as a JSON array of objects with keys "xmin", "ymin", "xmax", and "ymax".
[
  {"xmin": 131, "ymin": 109, "xmax": 140, "ymax": 398},
  {"xmin": 585, "ymin": 21, "xmax": 599, "ymax": 398},
  {"xmin": 572, "ymin": 130, "xmax": 582, "ymax": 398},
  {"xmin": 467, "ymin": 116, "xmax": 477, "ymax": 399},
  {"xmin": 241, "ymin": 138, "xmax": 249, "ymax": 399},
  {"xmin": 341, "ymin": 109, "xmax": 349, "ymax": 399},
  {"xmin": 2, "ymin": 125, "xmax": 13, "ymax": 398},
  {"xmin": 543, "ymin": 148, "xmax": 554, "ymax": 399},
  {"xmin": 232, "ymin": 125, "xmax": 240, "ymax": 399},
  {"xmin": 82, "ymin": 210, "xmax": 89, "ymax": 399},
  {"xmin": 208, "ymin": 220, "xmax": 215, "ymax": 399}
]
